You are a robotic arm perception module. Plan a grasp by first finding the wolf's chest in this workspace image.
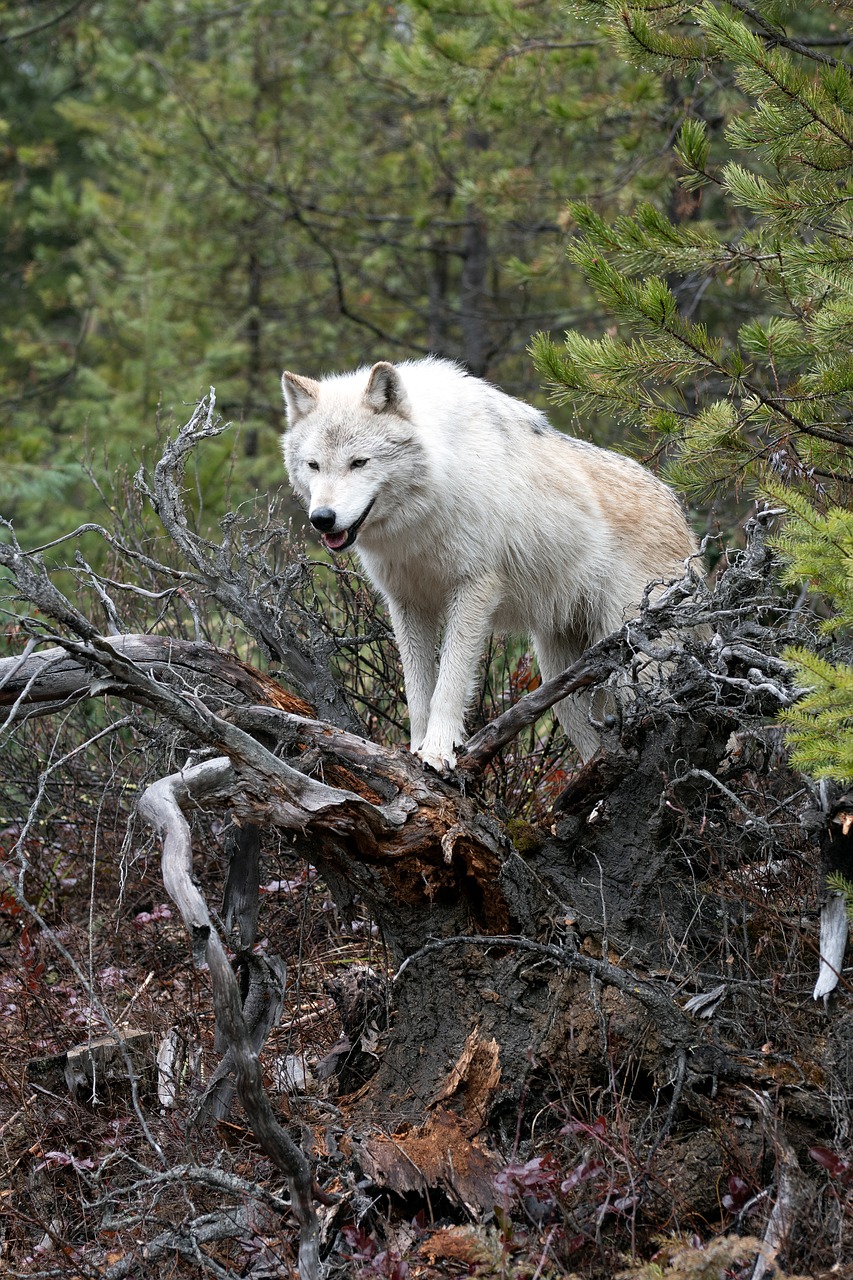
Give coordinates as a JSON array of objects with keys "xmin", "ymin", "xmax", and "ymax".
[{"xmin": 359, "ymin": 546, "xmax": 455, "ymax": 610}]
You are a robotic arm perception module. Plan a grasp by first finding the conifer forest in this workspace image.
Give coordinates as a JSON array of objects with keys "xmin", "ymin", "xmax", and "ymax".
[{"xmin": 4, "ymin": 1, "xmax": 853, "ymax": 1276}]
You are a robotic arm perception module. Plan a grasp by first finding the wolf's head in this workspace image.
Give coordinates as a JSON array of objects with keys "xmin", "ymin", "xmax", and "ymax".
[{"xmin": 281, "ymin": 362, "xmax": 424, "ymax": 553}]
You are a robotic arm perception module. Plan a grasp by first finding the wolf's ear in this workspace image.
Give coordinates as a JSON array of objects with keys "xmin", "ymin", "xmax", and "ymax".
[
  {"xmin": 364, "ymin": 362, "xmax": 410, "ymax": 417},
  {"xmin": 281, "ymin": 371, "xmax": 321, "ymax": 425}
]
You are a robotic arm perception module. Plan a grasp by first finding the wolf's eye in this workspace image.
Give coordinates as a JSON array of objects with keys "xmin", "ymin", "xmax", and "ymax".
[
  {"xmin": 350, "ymin": 458, "xmax": 369, "ymax": 469},
  {"xmin": 307, "ymin": 460, "xmax": 320, "ymax": 471}
]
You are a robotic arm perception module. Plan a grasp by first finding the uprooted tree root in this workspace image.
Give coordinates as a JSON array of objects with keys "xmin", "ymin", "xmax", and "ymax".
[{"xmin": 1, "ymin": 398, "xmax": 851, "ymax": 1278}]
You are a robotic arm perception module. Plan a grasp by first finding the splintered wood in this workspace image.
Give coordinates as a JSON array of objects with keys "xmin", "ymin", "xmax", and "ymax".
[{"xmin": 359, "ymin": 1029, "xmax": 502, "ymax": 1212}]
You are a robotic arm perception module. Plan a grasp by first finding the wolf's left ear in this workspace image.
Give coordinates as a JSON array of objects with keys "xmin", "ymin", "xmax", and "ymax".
[
  {"xmin": 364, "ymin": 362, "xmax": 410, "ymax": 417},
  {"xmin": 281, "ymin": 371, "xmax": 321, "ymax": 425}
]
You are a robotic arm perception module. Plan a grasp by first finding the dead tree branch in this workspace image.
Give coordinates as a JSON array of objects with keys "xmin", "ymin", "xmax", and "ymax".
[
  {"xmin": 2, "ymin": 438, "xmax": 834, "ymax": 1277},
  {"xmin": 460, "ymin": 522, "xmax": 798, "ymax": 774},
  {"xmin": 134, "ymin": 391, "xmax": 361, "ymax": 731},
  {"xmin": 0, "ymin": 634, "xmax": 314, "ymax": 718},
  {"xmin": 137, "ymin": 757, "xmax": 322, "ymax": 1280}
]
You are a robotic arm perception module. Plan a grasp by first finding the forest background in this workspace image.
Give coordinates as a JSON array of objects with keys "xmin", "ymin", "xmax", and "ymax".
[
  {"xmin": 4, "ymin": 0, "xmax": 853, "ymax": 1277},
  {"xmin": 0, "ymin": 0, "xmax": 767, "ymax": 538}
]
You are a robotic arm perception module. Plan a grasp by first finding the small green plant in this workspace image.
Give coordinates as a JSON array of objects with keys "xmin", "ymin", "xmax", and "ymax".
[{"xmin": 826, "ymin": 870, "xmax": 853, "ymax": 925}]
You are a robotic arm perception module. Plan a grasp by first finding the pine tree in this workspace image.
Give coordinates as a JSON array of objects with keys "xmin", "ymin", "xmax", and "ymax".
[{"xmin": 533, "ymin": 0, "xmax": 853, "ymax": 780}]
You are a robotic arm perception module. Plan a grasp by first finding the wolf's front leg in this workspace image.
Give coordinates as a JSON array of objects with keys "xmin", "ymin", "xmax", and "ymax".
[
  {"xmin": 386, "ymin": 600, "xmax": 439, "ymax": 752},
  {"xmin": 418, "ymin": 577, "xmax": 500, "ymax": 772}
]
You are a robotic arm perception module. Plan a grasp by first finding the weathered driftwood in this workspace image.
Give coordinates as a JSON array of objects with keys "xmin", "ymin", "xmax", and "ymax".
[
  {"xmin": 137, "ymin": 758, "xmax": 322, "ymax": 1280},
  {"xmin": 815, "ymin": 892, "xmax": 850, "ymax": 1001},
  {"xmin": 810, "ymin": 784, "xmax": 853, "ymax": 999},
  {"xmin": 0, "ymin": 633, "xmax": 314, "ymax": 718}
]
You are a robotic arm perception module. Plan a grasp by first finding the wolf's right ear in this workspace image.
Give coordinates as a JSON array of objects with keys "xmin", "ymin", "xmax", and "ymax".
[{"xmin": 281, "ymin": 371, "xmax": 321, "ymax": 425}]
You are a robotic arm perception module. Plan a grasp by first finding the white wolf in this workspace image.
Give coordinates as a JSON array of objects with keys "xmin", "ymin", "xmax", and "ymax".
[{"xmin": 281, "ymin": 358, "xmax": 695, "ymax": 771}]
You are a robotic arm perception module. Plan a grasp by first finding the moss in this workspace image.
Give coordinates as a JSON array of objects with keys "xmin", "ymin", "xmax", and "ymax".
[{"xmin": 506, "ymin": 817, "xmax": 545, "ymax": 853}]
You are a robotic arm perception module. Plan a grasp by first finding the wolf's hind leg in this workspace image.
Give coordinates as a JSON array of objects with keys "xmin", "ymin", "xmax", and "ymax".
[{"xmin": 533, "ymin": 632, "xmax": 602, "ymax": 762}]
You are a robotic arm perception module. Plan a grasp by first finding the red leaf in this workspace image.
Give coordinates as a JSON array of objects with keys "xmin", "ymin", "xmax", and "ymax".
[{"xmin": 809, "ymin": 1145, "xmax": 850, "ymax": 1179}]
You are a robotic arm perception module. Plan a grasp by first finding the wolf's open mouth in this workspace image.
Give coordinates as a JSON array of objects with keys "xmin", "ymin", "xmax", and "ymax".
[{"xmin": 321, "ymin": 498, "xmax": 375, "ymax": 553}]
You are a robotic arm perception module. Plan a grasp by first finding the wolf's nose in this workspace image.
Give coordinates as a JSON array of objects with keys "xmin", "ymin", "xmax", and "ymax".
[{"xmin": 310, "ymin": 507, "xmax": 336, "ymax": 531}]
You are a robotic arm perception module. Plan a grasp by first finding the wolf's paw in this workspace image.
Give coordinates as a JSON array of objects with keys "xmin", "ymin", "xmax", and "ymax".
[{"xmin": 416, "ymin": 740, "xmax": 458, "ymax": 774}]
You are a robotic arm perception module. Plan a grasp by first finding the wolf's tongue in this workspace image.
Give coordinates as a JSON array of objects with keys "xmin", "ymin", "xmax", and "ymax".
[{"xmin": 323, "ymin": 529, "xmax": 349, "ymax": 551}]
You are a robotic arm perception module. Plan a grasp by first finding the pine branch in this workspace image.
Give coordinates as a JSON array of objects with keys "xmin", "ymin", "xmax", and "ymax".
[{"xmin": 725, "ymin": 0, "xmax": 852, "ymax": 71}]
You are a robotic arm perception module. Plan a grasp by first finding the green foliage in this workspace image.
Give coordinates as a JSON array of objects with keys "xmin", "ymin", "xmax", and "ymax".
[
  {"xmin": 762, "ymin": 484, "xmax": 853, "ymax": 778},
  {"xmin": 779, "ymin": 649, "xmax": 853, "ymax": 779},
  {"xmin": 770, "ymin": 487, "xmax": 853, "ymax": 632},
  {"xmin": 537, "ymin": 0, "xmax": 853, "ymax": 780},
  {"xmin": 674, "ymin": 117, "xmax": 712, "ymax": 192},
  {"xmin": 535, "ymin": 0, "xmax": 853, "ymax": 496},
  {"xmin": 827, "ymin": 871, "xmax": 853, "ymax": 924}
]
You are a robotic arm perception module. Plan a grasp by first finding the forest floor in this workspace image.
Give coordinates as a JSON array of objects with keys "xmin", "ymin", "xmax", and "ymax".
[{"xmin": 1, "ymin": 705, "xmax": 851, "ymax": 1280}]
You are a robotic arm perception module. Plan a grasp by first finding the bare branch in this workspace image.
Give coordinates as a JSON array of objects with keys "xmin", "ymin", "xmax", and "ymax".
[
  {"xmin": 138, "ymin": 393, "xmax": 362, "ymax": 731},
  {"xmin": 0, "ymin": 0, "xmax": 90, "ymax": 45},
  {"xmin": 458, "ymin": 648, "xmax": 609, "ymax": 773},
  {"xmin": 0, "ymin": 634, "xmax": 314, "ymax": 717},
  {"xmin": 137, "ymin": 758, "xmax": 322, "ymax": 1280}
]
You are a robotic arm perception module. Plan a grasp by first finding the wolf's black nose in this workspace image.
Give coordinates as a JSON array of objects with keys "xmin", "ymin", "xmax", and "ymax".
[{"xmin": 310, "ymin": 507, "xmax": 336, "ymax": 531}]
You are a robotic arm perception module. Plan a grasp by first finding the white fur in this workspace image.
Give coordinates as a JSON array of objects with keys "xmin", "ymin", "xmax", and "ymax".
[{"xmin": 281, "ymin": 358, "xmax": 696, "ymax": 771}]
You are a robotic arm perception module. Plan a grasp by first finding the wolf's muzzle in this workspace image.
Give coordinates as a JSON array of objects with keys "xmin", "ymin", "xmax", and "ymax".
[{"xmin": 315, "ymin": 498, "xmax": 376, "ymax": 553}]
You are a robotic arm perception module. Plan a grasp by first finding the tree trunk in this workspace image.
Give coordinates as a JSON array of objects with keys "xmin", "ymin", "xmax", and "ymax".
[{"xmin": 460, "ymin": 203, "xmax": 490, "ymax": 377}]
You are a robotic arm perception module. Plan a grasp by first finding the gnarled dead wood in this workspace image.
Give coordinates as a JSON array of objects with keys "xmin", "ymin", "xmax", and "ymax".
[
  {"xmin": 3, "ymin": 490, "xmax": 836, "ymax": 1275},
  {"xmin": 137, "ymin": 391, "xmax": 361, "ymax": 731},
  {"xmin": 0, "ymin": 633, "xmax": 314, "ymax": 717},
  {"xmin": 137, "ymin": 757, "xmax": 323, "ymax": 1280}
]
